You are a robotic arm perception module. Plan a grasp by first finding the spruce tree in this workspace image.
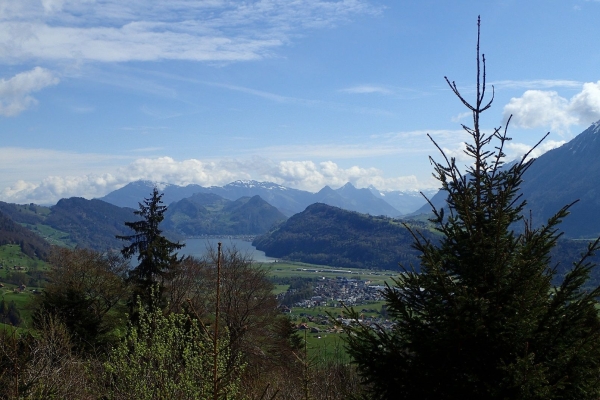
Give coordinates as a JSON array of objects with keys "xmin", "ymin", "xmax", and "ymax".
[
  {"xmin": 344, "ymin": 18, "xmax": 600, "ymax": 400},
  {"xmin": 117, "ymin": 187, "xmax": 184, "ymax": 306}
]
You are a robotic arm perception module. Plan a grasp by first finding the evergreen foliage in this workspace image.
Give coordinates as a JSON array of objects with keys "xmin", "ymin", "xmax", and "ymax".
[
  {"xmin": 344, "ymin": 19, "xmax": 600, "ymax": 399},
  {"xmin": 117, "ymin": 187, "xmax": 184, "ymax": 305}
]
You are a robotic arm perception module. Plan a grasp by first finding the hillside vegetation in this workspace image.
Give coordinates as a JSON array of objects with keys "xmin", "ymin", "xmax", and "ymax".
[
  {"xmin": 0, "ymin": 199, "xmax": 137, "ymax": 251},
  {"xmin": 253, "ymin": 203, "xmax": 433, "ymax": 270},
  {"xmin": 163, "ymin": 193, "xmax": 287, "ymax": 235},
  {"xmin": 0, "ymin": 211, "xmax": 50, "ymax": 260}
]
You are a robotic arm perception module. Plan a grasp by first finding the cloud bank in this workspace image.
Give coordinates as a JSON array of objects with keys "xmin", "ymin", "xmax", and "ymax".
[
  {"xmin": 0, "ymin": 156, "xmax": 422, "ymax": 205},
  {"xmin": 503, "ymin": 81, "xmax": 600, "ymax": 133}
]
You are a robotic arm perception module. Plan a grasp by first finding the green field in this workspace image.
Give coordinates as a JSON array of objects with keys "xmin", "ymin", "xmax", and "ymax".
[
  {"xmin": 21, "ymin": 223, "xmax": 74, "ymax": 247},
  {"xmin": 302, "ymin": 331, "xmax": 351, "ymax": 363},
  {"xmin": 0, "ymin": 244, "xmax": 48, "ymax": 327},
  {"xmin": 264, "ymin": 261, "xmax": 399, "ymax": 286},
  {"xmin": 273, "ymin": 284, "xmax": 290, "ymax": 295},
  {"xmin": 0, "ymin": 244, "xmax": 42, "ymax": 271}
]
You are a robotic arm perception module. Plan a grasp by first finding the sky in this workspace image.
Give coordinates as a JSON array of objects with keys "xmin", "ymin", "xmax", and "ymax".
[{"xmin": 1, "ymin": 0, "xmax": 600, "ymax": 205}]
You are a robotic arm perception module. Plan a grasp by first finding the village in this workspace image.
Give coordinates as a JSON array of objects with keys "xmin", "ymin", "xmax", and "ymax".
[{"xmin": 277, "ymin": 275, "xmax": 395, "ymax": 334}]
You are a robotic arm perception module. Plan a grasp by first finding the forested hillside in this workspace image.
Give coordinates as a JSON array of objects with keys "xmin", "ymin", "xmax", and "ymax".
[
  {"xmin": 0, "ymin": 198, "xmax": 138, "ymax": 251},
  {"xmin": 0, "ymin": 211, "xmax": 50, "ymax": 260},
  {"xmin": 253, "ymin": 203, "xmax": 432, "ymax": 270},
  {"xmin": 163, "ymin": 193, "xmax": 286, "ymax": 235}
]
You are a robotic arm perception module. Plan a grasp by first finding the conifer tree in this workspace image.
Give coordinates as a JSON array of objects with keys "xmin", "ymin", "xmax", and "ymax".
[
  {"xmin": 344, "ymin": 18, "xmax": 600, "ymax": 400},
  {"xmin": 117, "ymin": 187, "xmax": 184, "ymax": 306}
]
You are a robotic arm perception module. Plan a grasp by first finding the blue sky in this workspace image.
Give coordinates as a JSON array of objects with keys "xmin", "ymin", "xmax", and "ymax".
[{"xmin": 1, "ymin": 0, "xmax": 599, "ymax": 204}]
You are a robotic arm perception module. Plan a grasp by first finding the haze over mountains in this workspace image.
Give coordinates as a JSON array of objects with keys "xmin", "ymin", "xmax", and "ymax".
[{"xmin": 100, "ymin": 180, "xmax": 434, "ymax": 218}]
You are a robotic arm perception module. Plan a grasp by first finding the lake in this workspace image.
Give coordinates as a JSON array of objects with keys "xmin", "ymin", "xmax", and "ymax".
[{"xmin": 181, "ymin": 237, "xmax": 277, "ymax": 263}]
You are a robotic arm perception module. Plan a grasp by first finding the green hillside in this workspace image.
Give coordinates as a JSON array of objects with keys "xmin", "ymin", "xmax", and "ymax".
[
  {"xmin": 253, "ymin": 203, "xmax": 434, "ymax": 270},
  {"xmin": 0, "ymin": 198, "xmax": 138, "ymax": 251},
  {"xmin": 164, "ymin": 193, "xmax": 287, "ymax": 235}
]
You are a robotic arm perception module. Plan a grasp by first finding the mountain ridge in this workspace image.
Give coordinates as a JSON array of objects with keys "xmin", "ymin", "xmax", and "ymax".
[{"xmin": 99, "ymin": 180, "xmax": 430, "ymax": 218}]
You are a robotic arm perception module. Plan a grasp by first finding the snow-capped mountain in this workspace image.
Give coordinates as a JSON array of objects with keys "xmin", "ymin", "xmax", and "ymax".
[{"xmin": 99, "ymin": 180, "xmax": 433, "ymax": 217}]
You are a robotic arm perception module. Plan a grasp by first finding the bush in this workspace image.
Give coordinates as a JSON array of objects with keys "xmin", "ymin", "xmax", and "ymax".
[{"xmin": 103, "ymin": 295, "xmax": 243, "ymax": 400}]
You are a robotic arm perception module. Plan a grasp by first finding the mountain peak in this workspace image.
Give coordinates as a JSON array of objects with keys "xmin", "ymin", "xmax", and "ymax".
[
  {"xmin": 225, "ymin": 180, "xmax": 287, "ymax": 190},
  {"xmin": 337, "ymin": 181, "xmax": 358, "ymax": 191}
]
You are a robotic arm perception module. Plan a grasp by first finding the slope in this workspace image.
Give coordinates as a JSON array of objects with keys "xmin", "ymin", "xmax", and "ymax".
[{"xmin": 253, "ymin": 203, "xmax": 431, "ymax": 270}]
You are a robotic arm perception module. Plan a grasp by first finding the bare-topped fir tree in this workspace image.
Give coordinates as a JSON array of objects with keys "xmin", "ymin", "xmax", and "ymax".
[{"xmin": 344, "ymin": 17, "xmax": 600, "ymax": 399}]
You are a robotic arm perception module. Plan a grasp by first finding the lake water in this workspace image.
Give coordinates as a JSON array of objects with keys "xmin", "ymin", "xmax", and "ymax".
[{"xmin": 181, "ymin": 237, "xmax": 277, "ymax": 263}]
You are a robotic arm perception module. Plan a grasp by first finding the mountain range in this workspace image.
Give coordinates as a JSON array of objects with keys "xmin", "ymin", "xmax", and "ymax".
[
  {"xmin": 100, "ymin": 180, "xmax": 433, "ymax": 218},
  {"xmin": 253, "ymin": 204, "xmax": 599, "ymax": 277},
  {"xmin": 0, "ymin": 191, "xmax": 288, "ymax": 251},
  {"xmin": 2, "ymin": 121, "xmax": 600, "ymax": 270}
]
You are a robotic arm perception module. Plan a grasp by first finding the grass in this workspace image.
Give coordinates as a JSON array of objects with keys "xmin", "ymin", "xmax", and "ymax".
[
  {"xmin": 273, "ymin": 284, "xmax": 290, "ymax": 295},
  {"xmin": 21, "ymin": 223, "xmax": 74, "ymax": 247},
  {"xmin": 304, "ymin": 331, "xmax": 351, "ymax": 363},
  {"xmin": 286, "ymin": 299, "xmax": 389, "ymax": 361},
  {"xmin": 1, "ymin": 290, "xmax": 39, "ymax": 326},
  {"xmin": 0, "ymin": 244, "xmax": 37, "ymax": 271},
  {"xmin": 264, "ymin": 261, "xmax": 399, "ymax": 286},
  {"xmin": 0, "ymin": 245, "xmax": 48, "ymax": 327}
]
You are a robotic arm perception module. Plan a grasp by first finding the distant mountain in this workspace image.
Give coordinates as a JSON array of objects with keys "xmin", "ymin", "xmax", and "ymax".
[
  {"xmin": 100, "ymin": 180, "xmax": 431, "ymax": 217},
  {"xmin": 202, "ymin": 181, "xmax": 315, "ymax": 217},
  {"xmin": 408, "ymin": 122, "xmax": 600, "ymax": 238},
  {"xmin": 519, "ymin": 122, "xmax": 600, "ymax": 238},
  {"xmin": 323, "ymin": 183, "xmax": 401, "ymax": 216},
  {"xmin": 99, "ymin": 180, "xmax": 205, "ymax": 208},
  {"xmin": 46, "ymin": 198, "xmax": 142, "ymax": 250},
  {"xmin": 410, "ymin": 189, "xmax": 447, "ymax": 216},
  {"xmin": 253, "ymin": 203, "xmax": 432, "ymax": 270},
  {"xmin": 369, "ymin": 186, "xmax": 438, "ymax": 215},
  {"xmin": 163, "ymin": 193, "xmax": 286, "ymax": 236},
  {"xmin": 0, "ymin": 198, "xmax": 139, "ymax": 251}
]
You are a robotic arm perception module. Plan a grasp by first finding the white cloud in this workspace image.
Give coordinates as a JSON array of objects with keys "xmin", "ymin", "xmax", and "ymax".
[
  {"xmin": 0, "ymin": 67, "xmax": 59, "ymax": 115},
  {"xmin": 41, "ymin": 0, "xmax": 67, "ymax": 13},
  {"xmin": 0, "ymin": 0, "xmax": 379, "ymax": 63},
  {"xmin": 440, "ymin": 142, "xmax": 470, "ymax": 163},
  {"xmin": 502, "ymin": 81, "xmax": 600, "ymax": 134},
  {"xmin": 341, "ymin": 85, "xmax": 393, "ymax": 94},
  {"xmin": 0, "ymin": 155, "xmax": 426, "ymax": 204},
  {"xmin": 451, "ymin": 111, "xmax": 471, "ymax": 123},
  {"xmin": 506, "ymin": 140, "xmax": 566, "ymax": 161},
  {"xmin": 491, "ymin": 79, "xmax": 582, "ymax": 90},
  {"xmin": 262, "ymin": 160, "xmax": 391, "ymax": 191},
  {"xmin": 503, "ymin": 90, "xmax": 576, "ymax": 133},
  {"xmin": 569, "ymin": 81, "xmax": 600, "ymax": 124}
]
